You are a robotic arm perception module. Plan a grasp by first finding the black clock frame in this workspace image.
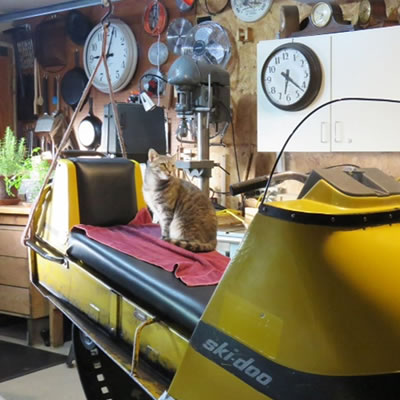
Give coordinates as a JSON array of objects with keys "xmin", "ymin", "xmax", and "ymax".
[{"xmin": 261, "ymin": 42, "xmax": 322, "ymax": 112}]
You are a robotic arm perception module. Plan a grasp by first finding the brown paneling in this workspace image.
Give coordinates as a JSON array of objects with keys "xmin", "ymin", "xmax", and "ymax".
[
  {"xmin": 0, "ymin": 285, "xmax": 30, "ymax": 315},
  {"xmin": 0, "ymin": 256, "xmax": 29, "ymax": 287},
  {"xmin": 0, "ymin": 226, "xmax": 26, "ymax": 258}
]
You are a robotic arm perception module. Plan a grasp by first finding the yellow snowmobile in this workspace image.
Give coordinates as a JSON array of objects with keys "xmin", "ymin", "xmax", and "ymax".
[{"xmin": 27, "ymin": 157, "xmax": 400, "ymax": 399}]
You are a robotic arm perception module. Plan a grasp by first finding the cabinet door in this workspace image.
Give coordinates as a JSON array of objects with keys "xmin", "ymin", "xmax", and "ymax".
[
  {"xmin": 257, "ymin": 35, "xmax": 331, "ymax": 152},
  {"xmin": 331, "ymin": 26, "xmax": 400, "ymax": 152}
]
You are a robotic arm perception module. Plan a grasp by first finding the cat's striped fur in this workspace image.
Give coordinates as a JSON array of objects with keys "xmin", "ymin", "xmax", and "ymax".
[{"xmin": 143, "ymin": 149, "xmax": 217, "ymax": 252}]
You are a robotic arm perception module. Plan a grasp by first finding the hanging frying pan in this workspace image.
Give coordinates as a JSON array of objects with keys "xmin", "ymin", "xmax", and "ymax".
[
  {"xmin": 66, "ymin": 10, "xmax": 92, "ymax": 46},
  {"xmin": 61, "ymin": 50, "xmax": 88, "ymax": 110},
  {"xmin": 77, "ymin": 97, "xmax": 102, "ymax": 150}
]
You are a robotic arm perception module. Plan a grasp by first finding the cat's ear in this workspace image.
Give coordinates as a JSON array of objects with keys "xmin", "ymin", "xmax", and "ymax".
[
  {"xmin": 148, "ymin": 148, "xmax": 159, "ymax": 162},
  {"xmin": 168, "ymin": 153, "xmax": 178, "ymax": 162}
]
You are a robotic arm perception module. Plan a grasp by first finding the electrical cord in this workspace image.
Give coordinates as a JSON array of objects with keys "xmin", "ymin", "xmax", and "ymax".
[{"xmin": 260, "ymin": 97, "xmax": 400, "ymax": 206}]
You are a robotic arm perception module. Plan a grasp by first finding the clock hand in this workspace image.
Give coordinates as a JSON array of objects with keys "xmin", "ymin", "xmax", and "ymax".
[
  {"xmin": 283, "ymin": 69, "xmax": 289, "ymax": 94},
  {"xmin": 281, "ymin": 71, "xmax": 304, "ymax": 92},
  {"xmin": 106, "ymin": 27, "xmax": 115, "ymax": 58},
  {"xmin": 93, "ymin": 53, "xmax": 114, "ymax": 60}
]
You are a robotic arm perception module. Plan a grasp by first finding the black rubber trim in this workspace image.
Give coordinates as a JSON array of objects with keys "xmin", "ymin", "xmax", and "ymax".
[
  {"xmin": 259, "ymin": 204, "xmax": 400, "ymax": 228},
  {"xmin": 191, "ymin": 321, "xmax": 400, "ymax": 400}
]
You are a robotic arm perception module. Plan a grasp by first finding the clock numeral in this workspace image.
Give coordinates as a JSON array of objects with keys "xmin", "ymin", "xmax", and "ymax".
[
  {"xmin": 268, "ymin": 66, "xmax": 276, "ymax": 74},
  {"xmin": 304, "ymin": 71, "xmax": 309, "ymax": 79},
  {"xmin": 91, "ymin": 43, "xmax": 98, "ymax": 52},
  {"xmin": 293, "ymin": 54, "xmax": 297, "ymax": 62},
  {"xmin": 115, "ymin": 70, "xmax": 120, "ymax": 79},
  {"xmin": 286, "ymin": 94, "xmax": 292, "ymax": 102},
  {"xmin": 274, "ymin": 57, "xmax": 280, "ymax": 65},
  {"xmin": 296, "ymin": 90, "xmax": 300, "ymax": 98},
  {"xmin": 97, "ymin": 32, "xmax": 102, "ymax": 41},
  {"xmin": 279, "ymin": 92, "xmax": 282, "ymax": 100},
  {"xmin": 271, "ymin": 87, "xmax": 276, "ymax": 94},
  {"xmin": 266, "ymin": 76, "xmax": 272, "ymax": 83},
  {"xmin": 282, "ymin": 52, "xmax": 289, "ymax": 61},
  {"xmin": 122, "ymin": 60, "xmax": 126, "ymax": 68},
  {"xmin": 302, "ymin": 81, "xmax": 307, "ymax": 89},
  {"xmin": 89, "ymin": 55, "xmax": 94, "ymax": 63},
  {"xmin": 100, "ymin": 72, "xmax": 104, "ymax": 82},
  {"xmin": 300, "ymin": 59, "xmax": 305, "ymax": 67}
]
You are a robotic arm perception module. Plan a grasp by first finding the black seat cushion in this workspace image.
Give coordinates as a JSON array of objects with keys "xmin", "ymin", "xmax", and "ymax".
[
  {"xmin": 71, "ymin": 158, "xmax": 138, "ymax": 226},
  {"xmin": 68, "ymin": 230, "xmax": 216, "ymax": 336}
]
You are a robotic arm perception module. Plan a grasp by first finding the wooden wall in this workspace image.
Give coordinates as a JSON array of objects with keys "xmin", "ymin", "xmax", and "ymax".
[{"xmin": 6, "ymin": 0, "xmax": 400, "ymax": 202}]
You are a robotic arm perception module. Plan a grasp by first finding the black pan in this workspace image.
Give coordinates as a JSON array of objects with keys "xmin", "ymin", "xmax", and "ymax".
[
  {"xmin": 61, "ymin": 50, "xmax": 88, "ymax": 110},
  {"xmin": 77, "ymin": 97, "xmax": 102, "ymax": 149}
]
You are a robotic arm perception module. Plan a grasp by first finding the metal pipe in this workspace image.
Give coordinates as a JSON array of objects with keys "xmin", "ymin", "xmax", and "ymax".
[
  {"xmin": 0, "ymin": 0, "xmax": 121, "ymax": 24},
  {"xmin": 197, "ymin": 111, "xmax": 210, "ymax": 195}
]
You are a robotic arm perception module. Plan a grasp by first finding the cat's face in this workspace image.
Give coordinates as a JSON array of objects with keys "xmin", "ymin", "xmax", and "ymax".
[{"xmin": 147, "ymin": 149, "xmax": 176, "ymax": 179}]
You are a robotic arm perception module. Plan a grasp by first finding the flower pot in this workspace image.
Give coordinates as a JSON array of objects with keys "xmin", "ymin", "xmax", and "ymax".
[{"xmin": 0, "ymin": 176, "xmax": 20, "ymax": 205}]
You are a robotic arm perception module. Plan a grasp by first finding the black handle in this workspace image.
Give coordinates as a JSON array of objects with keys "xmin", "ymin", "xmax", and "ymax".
[
  {"xmin": 230, "ymin": 176, "xmax": 270, "ymax": 196},
  {"xmin": 42, "ymin": 75, "xmax": 49, "ymax": 114},
  {"xmin": 25, "ymin": 239, "xmax": 65, "ymax": 264},
  {"xmin": 230, "ymin": 172, "xmax": 308, "ymax": 196}
]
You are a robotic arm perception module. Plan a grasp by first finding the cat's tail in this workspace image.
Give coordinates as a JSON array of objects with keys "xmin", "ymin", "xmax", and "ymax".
[{"xmin": 165, "ymin": 238, "xmax": 217, "ymax": 253}]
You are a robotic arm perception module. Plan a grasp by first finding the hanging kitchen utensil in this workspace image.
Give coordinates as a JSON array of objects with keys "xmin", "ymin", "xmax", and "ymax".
[
  {"xmin": 166, "ymin": 18, "xmax": 192, "ymax": 55},
  {"xmin": 144, "ymin": 0, "xmax": 168, "ymax": 36},
  {"xmin": 35, "ymin": 15, "xmax": 67, "ymax": 69},
  {"xmin": 77, "ymin": 97, "xmax": 102, "ymax": 150},
  {"xmin": 61, "ymin": 50, "xmax": 88, "ymax": 110},
  {"xmin": 35, "ymin": 75, "xmax": 55, "ymax": 133},
  {"xmin": 66, "ymin": 10, "xmax": 93, "ymax": 46}
]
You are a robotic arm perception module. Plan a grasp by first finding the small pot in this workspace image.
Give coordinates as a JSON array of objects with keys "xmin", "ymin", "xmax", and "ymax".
[
  {"xmin": 0, "ymin": 176, "xmax": 20, "ymax": 205},
  {"xmin": 77, "ymin": 97, "xmax": 102, "ymax": 149}
]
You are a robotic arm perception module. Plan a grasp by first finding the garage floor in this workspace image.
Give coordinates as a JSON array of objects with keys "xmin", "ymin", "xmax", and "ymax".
[{"xmin": 0, "ymin": 329, "xmax": 85, "ymax": 400}]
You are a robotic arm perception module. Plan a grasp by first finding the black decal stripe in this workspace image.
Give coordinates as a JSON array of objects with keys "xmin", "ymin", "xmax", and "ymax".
[
  {"xmin": 259, "ymin": 204, "xmax": 400, "ymax": 228},
  {"xmin": 191, "ymin": 321, "xmax": 400, "ymax": 400}
]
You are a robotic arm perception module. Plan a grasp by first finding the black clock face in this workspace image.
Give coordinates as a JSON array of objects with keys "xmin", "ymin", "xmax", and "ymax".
[{"xmin": 261, "ymin": 43, "xmax": 322, "ymax": 111}]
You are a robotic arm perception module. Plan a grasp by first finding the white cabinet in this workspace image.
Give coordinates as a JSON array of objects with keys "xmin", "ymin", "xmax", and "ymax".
[{"xmin": 257, "ymin": 26, "xmax": 400, "ymax": 152}]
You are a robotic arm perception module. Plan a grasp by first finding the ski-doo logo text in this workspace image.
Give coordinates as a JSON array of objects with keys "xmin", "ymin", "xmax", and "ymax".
[{"xmin": 202, "ymin": 339, "xmax": 272, "ymax": 386}]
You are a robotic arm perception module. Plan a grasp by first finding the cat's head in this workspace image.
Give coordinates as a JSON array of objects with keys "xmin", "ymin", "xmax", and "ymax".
[{"xmin": 147, "ymin": 148, "xmax": 176, "ymax": 179}]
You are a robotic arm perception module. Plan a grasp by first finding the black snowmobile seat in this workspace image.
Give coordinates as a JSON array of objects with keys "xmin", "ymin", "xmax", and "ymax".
[{"xmin": 67, "ymin": 158, "xmax": 216, "ymax": 336}]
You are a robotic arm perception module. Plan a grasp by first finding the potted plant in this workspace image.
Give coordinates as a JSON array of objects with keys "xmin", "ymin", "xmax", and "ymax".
[{"xmin": 0, "ymin": 127, "xmax": 27, "ymax": 205}]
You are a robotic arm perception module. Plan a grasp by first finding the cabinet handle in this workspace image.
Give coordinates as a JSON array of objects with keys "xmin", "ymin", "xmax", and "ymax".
[
  {"xmin": 320, "ymin": 122, "xmax": 329, "ymax": 143},
  {"xmin": 334, "ymin": 121, "xmax": 344, "ymax": 143}
]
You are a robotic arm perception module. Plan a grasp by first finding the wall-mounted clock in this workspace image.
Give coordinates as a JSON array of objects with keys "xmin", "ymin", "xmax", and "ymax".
[
  {"xmin": 83, "ymin": 19, "xmax": 138, "ymax": 93},
  {"xmin": 231, "ymin": 0, "xmax": 274, "ymax": 23},
  {"xmin": 261, "ymin": 42, "xmax": 322, "ymax": 111},
  {"xmin": 291, "ymin": 1, "xmax": 354, "ymax": 37}
]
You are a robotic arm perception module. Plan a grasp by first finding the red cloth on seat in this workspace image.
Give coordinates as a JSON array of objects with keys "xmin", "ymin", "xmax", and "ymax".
[{"xmin": 74, "ymin": 208, "xmax": 230, "ymax": 287}]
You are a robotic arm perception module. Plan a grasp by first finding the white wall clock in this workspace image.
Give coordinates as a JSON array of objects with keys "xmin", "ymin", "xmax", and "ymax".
[
  {"xmin": 261, "ymin": 42, "xmax": 322, "ymax": 111},
  {"xmin": 83, "ymin": 19, "xmax": 138, "ymax": 93},
  {"xmin": 231, "ymin": 0, "xmax": 273, "ymax": 23}
]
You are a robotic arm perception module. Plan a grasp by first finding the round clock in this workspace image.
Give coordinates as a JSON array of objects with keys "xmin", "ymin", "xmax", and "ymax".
[
  {"xmin": 83, "ymin": 19, "xmax": 138, "ymax": 93},
  {"xmin": 261, "ymin": 42, "xmax": 322, "ymax": 111},
  {"xmin": 231, "ymin": 0, "xmax": 273, "ymax": 23},
  {"xmin": 148, "ymin": 41, "xmax": 169, "ymax": 66},
  {"xmin": 310, "ymin": 2, "xmax": 333, "ymax": 28}
]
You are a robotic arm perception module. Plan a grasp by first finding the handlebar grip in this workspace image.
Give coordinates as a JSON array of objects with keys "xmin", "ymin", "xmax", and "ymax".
[
  {"xmin": 230, "ymin": 172, "xmax": 308, "ymax": 196},
  {"xmin": 230, "ymin": 175, "xmax": 269, "ymax": 196}
]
